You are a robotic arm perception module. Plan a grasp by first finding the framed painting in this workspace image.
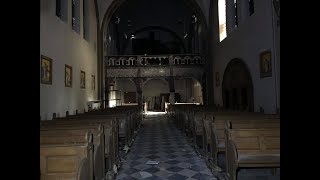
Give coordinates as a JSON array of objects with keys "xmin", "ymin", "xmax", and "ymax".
[
  {"xmin": 91, "ymin": 75, "xmax": 95, "ymax": 90},
  {"xmin": 65, "ymin": 64, "xmax": 72, "ymax": 87},
  {"xmin": 80, "ymin": 71, "xmax": 85, "ymax": 89},
  {"xmin": 40, "ymin": 55, "xmax": 52, "ymax": 84},
  {"xmin": 260, "ymin": 50, "xmax": 272, "ymax": 78},
  {"xmin": 215, "ymin": 72, "xmax": 220, "ymax": 87}
]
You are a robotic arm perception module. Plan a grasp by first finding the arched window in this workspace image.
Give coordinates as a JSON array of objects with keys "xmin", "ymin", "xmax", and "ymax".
[
  {"xmin": 56, "ymin": 0, "xmax": 67, "ymax": 22},
  {"xmin": 218, "ymin": 0, "xmax": 227, "ymax": 42},
  {"xmin": 249, "ymin": 0, "xmax": 254, "ymax": 16},
  {"xmin": 234, "ymin": 0, "xmax": 238, "ymax": 27},
  {"xmin": 72, "ymin": 0, "xmax": 80, "ymax": 34},
  {"xmin": 83, "ymin": 0, "xmax": 89, "ymax": 40}
]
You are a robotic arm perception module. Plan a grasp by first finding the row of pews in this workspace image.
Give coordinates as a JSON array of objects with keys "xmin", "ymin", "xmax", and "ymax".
[
  {"xmin": 40, "ymin": 105, "xmax": 143, "ymax": 180},
  {"xmin": 168, "ymin": 104, "xmax": 280, "ymax": 180}
]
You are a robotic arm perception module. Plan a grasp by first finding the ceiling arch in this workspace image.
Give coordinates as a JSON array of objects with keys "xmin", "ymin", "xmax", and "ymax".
[{"xmin": 97, "ymin": 0, "xmax": 209, "ymax": 31}]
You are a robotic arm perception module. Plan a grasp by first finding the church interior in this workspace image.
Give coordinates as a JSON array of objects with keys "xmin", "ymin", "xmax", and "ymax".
[{"xmin": 40, "ymin": 0, "xmax": 280, "ymax": 179}]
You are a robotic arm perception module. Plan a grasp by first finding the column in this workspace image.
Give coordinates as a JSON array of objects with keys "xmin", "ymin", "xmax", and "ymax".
[
  {"xmin": 166, "ymin": 77, "xmax": 175, "ymax": 104},
  {"xmin": 201, "ymin": 73, "xmax": 207, "ymax": 105},
  {"xmin": 133, "ymin": 78, "xmax": 144, "ymax": 107},
  {"xmin": 170, "ymin": 92, "xmax": 175, "ymax": 104}
]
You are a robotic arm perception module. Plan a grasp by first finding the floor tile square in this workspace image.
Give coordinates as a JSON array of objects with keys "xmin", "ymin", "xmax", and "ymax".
[
  {"xmin": 166, "ymin": 166, "xmax": 184, "ymax": 173},
  {"xmin": 167, "ymin": 173, "xmax": 188, "ymax": 180}
]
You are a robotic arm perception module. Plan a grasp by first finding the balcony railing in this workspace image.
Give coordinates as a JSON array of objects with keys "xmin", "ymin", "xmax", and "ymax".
[{"xmin": 105, "ymin": 54, "xmax": 204, "ymax": 67}]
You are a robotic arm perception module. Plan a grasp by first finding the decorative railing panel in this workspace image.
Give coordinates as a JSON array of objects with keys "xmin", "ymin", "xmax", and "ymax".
[
  {"xmin": 105, "ymin": 54, "xmax": 206, "ymax": 81},
  {"xmin": 106, "ymin": 54, "xmax": 204, "ymax": 67}
]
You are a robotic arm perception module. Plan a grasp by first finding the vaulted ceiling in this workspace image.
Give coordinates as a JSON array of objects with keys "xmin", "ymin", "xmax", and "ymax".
[{"xmin": 95, "ymin": 0, "xmax": 210, "ymax": 29}]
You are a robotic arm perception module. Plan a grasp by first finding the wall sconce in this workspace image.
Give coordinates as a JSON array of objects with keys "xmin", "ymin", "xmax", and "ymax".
[
  {"xmin": 115, "ymin": 16, "xmax": 120, "ymax": 24},
  {"xmin": 183, "ymin": 33, "xmax": 188, "ymax": 38},
  {"xmin": 192, "ymin": 14, "xmax": 197, "ymax": 24}
]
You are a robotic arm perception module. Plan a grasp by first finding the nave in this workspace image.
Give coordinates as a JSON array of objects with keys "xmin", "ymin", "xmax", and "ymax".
[
  {"xmin": 40, "ymin": 104, "xmax": 280, "ymax": 180},
  {"xmin": 116, "ymin": 113, "xmax": 217, "ymax": 180}
]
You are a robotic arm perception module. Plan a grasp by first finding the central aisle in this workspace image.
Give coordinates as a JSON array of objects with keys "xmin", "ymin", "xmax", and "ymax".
[{"xmin": 116, "ymin": 113, "xmax": 218, "ymax": 180}]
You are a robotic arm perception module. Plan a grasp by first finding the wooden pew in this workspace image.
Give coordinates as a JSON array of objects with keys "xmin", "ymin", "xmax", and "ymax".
[
  {"xmin": 41, "ymin": 116, "xmax": 119, "ymax": 172},
  {"xmin": 202, "ymin": 114, "xmax": 214, "ymax": 159},
  {"xmin": 41, "ymin": 124, "xmax": 106, "ymax": 180},
  {"xmin": 225, "ymin": 128, "xmax": 280, "ymax": 180},
  {"xmin": 80, "ymin": 107, "xmax": 140, "ymax": 148},
  {"xmin": 210, "ymin": 114, "xmax": 279, "ymax": 167},
  {"xmin": 192, "ymin": 112, "xmax": 205, "ymax": 150},
  {"xmin": 40, "ymin": 131, "xmax": 94, "ymax": 180}
]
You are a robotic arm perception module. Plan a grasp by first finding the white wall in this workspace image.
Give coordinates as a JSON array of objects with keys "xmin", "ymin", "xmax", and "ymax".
[
  {"xmin": 40, "ymin": 0, "xmax": 98, "ymax": 119},
  {"xmin": 212, "ymin": 0, "xmax": 279, "ymax": 113}
]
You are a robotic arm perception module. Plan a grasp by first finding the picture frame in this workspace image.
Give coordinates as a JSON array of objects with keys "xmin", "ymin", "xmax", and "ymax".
[
  {"xmin": 91, "ymin": 74, "xmax": 95, "ymax": 90},
  {"xmin": 260, "ymin": 50, "xmax": 272, "ymax": 78},
  {"xmin": 80, "ymin": 71, "xmax": 85, "ymax": 89},
  {"xmin": 40, "ymin": 55, "xmax": 52, "ymax": 84},
  {"xmin": 65, "ymin": 64, "xmax": 72, "ymax": 87},
  {"xmin": 215, "ymin": 72, "xmax": 220, "ymax": 87}
]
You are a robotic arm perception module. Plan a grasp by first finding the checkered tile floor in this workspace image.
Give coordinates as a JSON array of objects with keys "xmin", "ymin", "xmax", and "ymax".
[{"xmin": 116, "ymin": 113, "xmax": 218, "ymax": 180}]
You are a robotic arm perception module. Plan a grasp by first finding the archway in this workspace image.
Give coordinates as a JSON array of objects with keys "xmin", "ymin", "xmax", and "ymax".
[
  {"xmin": 108, "ymin": 78, "xmax": 137, "ymax": 107},
  {"xmin": 174, "ymin": 77, "xmax": 203, "ymax": 104},
  {"xmin": 142, "ymin": 79, "xmax": 169, "ymax": 112},
  {"xmin": 222, "ymin": 59, "xmax": 254, "ymax": 111},
  {"xmin": 99, "ymin": 0, "xmax": 209, "ymax": 105}
]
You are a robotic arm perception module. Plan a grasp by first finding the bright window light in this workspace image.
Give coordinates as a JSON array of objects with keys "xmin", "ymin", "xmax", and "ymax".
[{"xmin": 218, "ymin": 0, "xmax": 227, "ymax": 42}]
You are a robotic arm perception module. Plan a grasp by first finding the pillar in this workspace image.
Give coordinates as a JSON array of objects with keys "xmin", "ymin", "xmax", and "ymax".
[{"xmin": 166, "ymin": 77, "xmax": 175, "ymax": 104}]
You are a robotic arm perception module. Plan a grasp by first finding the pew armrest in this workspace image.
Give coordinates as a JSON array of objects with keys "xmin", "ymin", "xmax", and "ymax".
[{"xmin": 226, "ymin": 140, "xmax": 238, "ymax": 179}]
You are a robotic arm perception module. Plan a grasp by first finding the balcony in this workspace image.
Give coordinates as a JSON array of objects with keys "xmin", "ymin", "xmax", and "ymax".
[
  {"xmin": 105, "ymin": 54, "xmax": 204, "ymax": 67},
  {"xmin": 105, "ymin": 54, "xmax": 205, "ymax": 79}
]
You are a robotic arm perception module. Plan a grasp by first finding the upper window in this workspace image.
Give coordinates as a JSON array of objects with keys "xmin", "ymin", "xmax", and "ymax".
[
  {"xmin": 56, "ymin": 0, "xmax": 61, "ymax": 17},
  {"xmin": 72, "ymin": 0, "xmax": 80, "ymax": 33},
  {"xmin": 218, "ymin": 0, "xmax": 227, "ymax": 42},
  {"xmin": 249, "ymin": 0, "xmax": 254, "ymax": 16},
  {"xmin": 56, "ymin": 0, "xmax": 68, "ymax": 22},
  {"xmin": 234, "ymin": 0, "xmax": 238, "ymax": 28},
  {"xmin": 83, "ymin": 0, "xmax": 89, "ymax": 40}
]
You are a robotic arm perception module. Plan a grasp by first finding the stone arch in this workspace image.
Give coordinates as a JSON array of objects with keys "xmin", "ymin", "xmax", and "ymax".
[
  {"xmin": 100, "ymin": 0, "xmax": 208, "ymax": 33},
  {"xmin": 142, "ymin": 78, "xmax": 170, "ymax": 111},
  {"xmin": 99, "ymin": 0, "xmax": 208, "ymax": 101},
  {"xmin": 174, "ymin": 77, "xmax": 203, "ymax": 104},
  {"xmin": 107, "ymin": 78, "xmax": 137, "ymax": 107}
]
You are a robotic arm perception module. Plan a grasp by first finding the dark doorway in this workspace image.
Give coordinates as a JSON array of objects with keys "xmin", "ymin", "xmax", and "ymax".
[
  {"xmin": 222, "ymin": 59, "xmax": 254, "ymax": 111},
  {"xmin": 224, "ymin": 90, "xmax": 230, "ymax": 109},
  {"xmin": 241, "ymin": 88, "xmax": 248, "ymax": 110}
]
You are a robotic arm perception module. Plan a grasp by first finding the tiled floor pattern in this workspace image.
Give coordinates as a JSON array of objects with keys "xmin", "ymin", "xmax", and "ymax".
[{"xmin": 116, "ymin": 113, "xmax": 218, "ymax": 180}]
